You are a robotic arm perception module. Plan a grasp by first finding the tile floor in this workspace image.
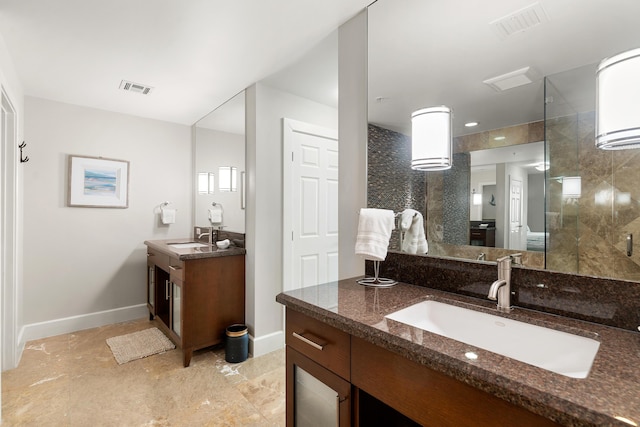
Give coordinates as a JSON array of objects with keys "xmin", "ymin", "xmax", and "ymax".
[{"xmin": 1, "ymin": 318, "xmax": 286, "ymax": 426}]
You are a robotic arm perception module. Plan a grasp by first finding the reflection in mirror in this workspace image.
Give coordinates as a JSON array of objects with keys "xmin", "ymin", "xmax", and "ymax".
[
  {"xmin": 198, "ymin": 172, "xmax": 215, "ymax": 195},
  {"xmin": 193, "ymin": 91, "xmax": 245, "ymax": 233},
  {"xmin": 367, "ymin": 0, "xmax": 640, "ymax": 280},
  {"xmin": 468, "ymin": 142, "xmax": 545, "ymax": 251},
  {"xmin": 545, "ymin": 63, "xmax": 640, "ymax": 281},
  {"xmin": 219, "ymin": 166, "xmax": 237, "ymax": 192}
]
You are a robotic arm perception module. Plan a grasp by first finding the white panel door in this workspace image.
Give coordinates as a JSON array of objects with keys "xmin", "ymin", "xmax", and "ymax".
[
  {"xmin": 283, "ymin": 119, "xmax": 338, "ymax": 291},
  {"xmin": 508, "ymin": 177, "xmax": 526, "ymax": 250}
]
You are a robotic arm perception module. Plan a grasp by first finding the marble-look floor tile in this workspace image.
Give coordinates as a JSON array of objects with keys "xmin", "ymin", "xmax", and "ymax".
[{"xmin": 2, "ymin": 319, "xmax": 285, "ymax": 426}]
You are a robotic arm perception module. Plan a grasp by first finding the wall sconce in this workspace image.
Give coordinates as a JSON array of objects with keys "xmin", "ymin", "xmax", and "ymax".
[
  {"xmin": 219, "ymin": 166, "xmax": 237, "ymax": 192},
  {"xmin": 411, "ymin": 106, "xmax": 452, "ymax": 170},
  {"xmin": 198, "ymin": 172, "xmax": 215, "ymax": 194},
  {"xmin": 472, "ymin": 189, "xmax": 482, "ymax": 205},
  {"xmin": 596, "ymin": 47, "xmax": 640, "ymax": 149},
  {"xmin": 562, "ymin": 176, "xmax": 581, "ymax": 198}
]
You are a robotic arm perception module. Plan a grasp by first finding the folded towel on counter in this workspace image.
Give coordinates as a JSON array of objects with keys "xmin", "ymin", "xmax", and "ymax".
[
  {"xmin": 400, "ymin": 208, "xmax": 428, "ymax": 254},
  {"xmin": 161, "ymin": 208, "xmax": 176, "ymax": 225},
  {"xmin": 355, "ymin": 208, "xmax": 395, "ymax": 261},
  {"xmin": 208, "ymin": 204, "xmax": 223, "ymax": 223}
]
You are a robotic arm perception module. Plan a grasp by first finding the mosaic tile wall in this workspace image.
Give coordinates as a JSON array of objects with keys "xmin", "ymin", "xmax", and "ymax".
[
  {"xmin": 367, "ymin": 124, "xmax": 426, "ymax": 250},
  {"xmin": 443, "ymin": 153, "xmax": 470, "ymax": 245}
]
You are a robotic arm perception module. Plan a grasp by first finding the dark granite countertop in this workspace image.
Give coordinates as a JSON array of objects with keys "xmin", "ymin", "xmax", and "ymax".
[
  {"xmin": 277, "ymin": 278, "xmax": 640, "ymax": 426},
  {"xmin": 144, "ymin": 238, "xmax": 246, "ymax": 260}
]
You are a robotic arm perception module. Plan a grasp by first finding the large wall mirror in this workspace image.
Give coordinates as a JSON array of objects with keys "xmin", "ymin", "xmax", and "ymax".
[
  {"xmin": 367, "ymin": 0, "xmax": 640, "ymax": 281},
  {"xmin": 193, "ymin": 91, "xmax": 246, "ymax": 233}
]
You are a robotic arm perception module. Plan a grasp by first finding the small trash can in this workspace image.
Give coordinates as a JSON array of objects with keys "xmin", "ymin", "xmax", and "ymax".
[{"xmin": 225, "ymin": 324, "xmax": 248, "ymax": 363}]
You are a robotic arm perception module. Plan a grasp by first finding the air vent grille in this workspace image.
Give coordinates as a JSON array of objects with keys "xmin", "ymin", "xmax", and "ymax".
[
  {"xmin": 119, "ymin": 80, "xmax": 153, "ymax": 95},
  {"xmin": 490, "ymin": 3, "xmax": 549, "ymax": 39}
]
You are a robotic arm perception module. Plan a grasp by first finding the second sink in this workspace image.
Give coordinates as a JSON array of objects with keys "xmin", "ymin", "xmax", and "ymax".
[
  {"xmin": 167, "ymin": 242, "xmax": 208, "ymax": 249},
  {"xmin": 385, "ymin": 299, "xmax": 600, "ymax": 379}
]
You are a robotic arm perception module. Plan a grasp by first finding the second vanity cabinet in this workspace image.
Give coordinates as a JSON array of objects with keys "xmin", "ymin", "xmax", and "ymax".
[
  {"xmin": 285, "ymin": 307, "xmax": 560, "ymax": 427},
  {"xmin": 146, "ymin": 243, "xmax": 245, "ymax": 367}
]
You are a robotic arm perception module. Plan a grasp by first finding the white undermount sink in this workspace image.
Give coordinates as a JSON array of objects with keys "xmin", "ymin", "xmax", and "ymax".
[
  {"xmin": 385, "ymin": 300, "xmax": 600, "ymax": 379},
  {"xmin": 167, "ymin": 242, "xmax": 208, "ymax": 249}
]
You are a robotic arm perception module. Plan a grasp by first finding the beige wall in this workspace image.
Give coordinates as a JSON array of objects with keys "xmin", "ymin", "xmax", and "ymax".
[
  {"xmin": 0, "ymin": 30, "xmax": 25, "ymax": 373},
  {"xmin": 21, "ymin": 97, "xmax": 192, "ymax": 341},
  {"xmin": 245, "ymin": 82, "xmax": 338, "ymax": 357}
]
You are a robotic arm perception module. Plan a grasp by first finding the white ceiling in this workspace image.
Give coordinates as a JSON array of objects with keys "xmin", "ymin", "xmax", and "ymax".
[
  {"xmin": 4, "ymin": 1, "xmax": 639, "ymax": 135},
  {"xmin": 0, "ymin": 0, "xmax": 370, "ymax": 125},
  {"xmin": 368, "ymin": 0, "xmax": 640, "ymax": 137}
]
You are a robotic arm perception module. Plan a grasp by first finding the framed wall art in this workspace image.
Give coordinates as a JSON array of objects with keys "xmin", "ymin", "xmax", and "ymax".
[{"xmin": 67, "ymin": 155, "xmax": 129, "ymax": 208}]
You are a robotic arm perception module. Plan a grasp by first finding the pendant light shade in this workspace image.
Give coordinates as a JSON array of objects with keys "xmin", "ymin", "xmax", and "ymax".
[
  {"xmin": 596, "ymin": 47, "xmax": 640, "ymax": 150},
  {"xmin": 411, "ymin": 106, "xmax": 452, "ymax": 170}
]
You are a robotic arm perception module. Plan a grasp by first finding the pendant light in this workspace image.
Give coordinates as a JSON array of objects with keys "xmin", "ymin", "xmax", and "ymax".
[
  {"xmin": 411, "ymin": 106, "xmax": 452, "ymax": 170},
  {"xmin": 596, "ymin": 47, "xmax": 640, "ymax": 150}
]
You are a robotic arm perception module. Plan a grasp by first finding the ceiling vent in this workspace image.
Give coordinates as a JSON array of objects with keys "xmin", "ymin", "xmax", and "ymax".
[
  {"xmin": 490, "ymin": 3, "xmax": 549, "ymax": 39},
  {"xmin": 483, "ymin": 66, "xmax": 538, "ymax": 91},
  {"xmin": 119, "ymin": 80, "xmax": 153, "ymax": 95}
]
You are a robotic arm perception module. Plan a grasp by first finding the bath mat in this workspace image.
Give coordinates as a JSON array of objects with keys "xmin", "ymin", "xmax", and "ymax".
[{"xmin": 106, "ymin": 327, "xmax": 175, "ymax": 365}]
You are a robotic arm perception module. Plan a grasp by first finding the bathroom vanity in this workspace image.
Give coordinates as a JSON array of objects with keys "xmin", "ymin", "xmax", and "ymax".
[
  {"xmin": 145, "ymin": 238, "xmax": 245, "ymax": 367},
  {"xmin": 277, "ymin": 279, "xmax": 640, "ymax": 426}
]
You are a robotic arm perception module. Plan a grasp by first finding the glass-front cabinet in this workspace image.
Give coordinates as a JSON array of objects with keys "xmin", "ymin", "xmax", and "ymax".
[
  {"xmin": 171, "ymin": 279, "xmax": 182, "ymax": 337},
  {"xmin": 287, "ymin": 347, "xmax": 350, "ymax": 426},
  {"xmin": 147, "ymin": 265, "xmax": 155, "ymax": 310}
]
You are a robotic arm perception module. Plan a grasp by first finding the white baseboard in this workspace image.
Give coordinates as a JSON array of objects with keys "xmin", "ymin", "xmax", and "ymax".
[
  {"xmin": 19, "ymin": 304, "xmax": 148, "ymax": 346},
  {"xmin": 249, "ymin": 330, "xmax": 284, "ymax": 358}
]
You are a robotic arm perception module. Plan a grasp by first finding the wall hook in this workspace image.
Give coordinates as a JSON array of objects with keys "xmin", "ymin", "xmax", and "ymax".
[{"xmin": 19, "ymin": 141, "xmax": 29, "ymax": 163}]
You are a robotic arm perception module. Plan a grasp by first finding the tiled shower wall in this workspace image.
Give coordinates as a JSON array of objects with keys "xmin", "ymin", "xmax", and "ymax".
[
  {"xmin": 546, "ymin": 111, "xmax": 640, "ymax": 281},
  {"xmin": 367, "ymin": 124, "xmax": 426, "ymax": 250}
]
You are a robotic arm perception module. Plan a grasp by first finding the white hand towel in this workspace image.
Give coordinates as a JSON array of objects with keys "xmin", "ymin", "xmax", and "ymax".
[
  {"xmin": 161, "ymin": 208, "xmax": 176, "ymax": 225},
  {"xmin": 400, "ymin": 209, "xmax": 428, "ymax": 254},
  {"xmin": 208, "ymin": 205, "xmax": 223, "ymax": 223},
  {"xmin": 355, "ymin": 208, "xmax": 395, "ymax": 261}
]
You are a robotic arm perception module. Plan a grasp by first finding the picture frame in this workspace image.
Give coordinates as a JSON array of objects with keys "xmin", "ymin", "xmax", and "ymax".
[{"xmin": 67, "ymin": 155, "xmax": 129, "ymax": 208}]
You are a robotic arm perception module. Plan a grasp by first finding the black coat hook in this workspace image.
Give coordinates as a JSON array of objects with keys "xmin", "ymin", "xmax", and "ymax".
[{"xmin": 19, "ymin": 141, "xmax": 29, "ymax": 163}]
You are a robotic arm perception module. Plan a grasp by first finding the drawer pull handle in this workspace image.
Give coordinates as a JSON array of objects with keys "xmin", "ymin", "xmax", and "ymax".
[
  {"xmin": 292, "ymin": 332, "xmax": 325, "ymax": 351},
  {"xmin": 169, "ymin": 265, "xmax": 182, "ymax": 271}
]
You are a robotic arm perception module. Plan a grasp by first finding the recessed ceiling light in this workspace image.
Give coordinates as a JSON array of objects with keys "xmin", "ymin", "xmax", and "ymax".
[{"xmin": 465, "ymin": 122, "xmax": 479, "ymax": 127}]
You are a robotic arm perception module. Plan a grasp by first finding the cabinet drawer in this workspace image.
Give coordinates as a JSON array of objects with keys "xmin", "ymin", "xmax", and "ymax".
[
  {"xmin": 470, "ymin": 231, "xmax": 484, "ymax": 238},
  {"xmin": 168, "ymin": 257, "xmax": 184, "ymax": 281},
  {"xmin": 286, "ymin": 308, "xmax": 350, "ymax": 381},
  {"xmin": 147, "ymin": 247, "xmax": 170, "ymax": 271}
]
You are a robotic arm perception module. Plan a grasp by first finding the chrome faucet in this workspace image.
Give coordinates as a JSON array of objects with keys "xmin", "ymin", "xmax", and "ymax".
[
  {"xmin": 197, "ymin": 231, "xmax": 212, "ymax": 244},
  {"xmin": 477, "ymin": 253, "xmax": 486, "ymax": 261},
  {"xmin": 488, "ymin": 255, "xmax": 513, "ymax": 312},
  {"xmin": 195, "ymin": 227, "xmax": 217, "ymax": 245}
]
